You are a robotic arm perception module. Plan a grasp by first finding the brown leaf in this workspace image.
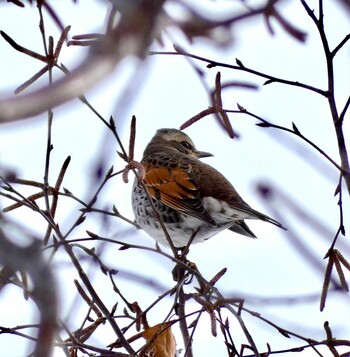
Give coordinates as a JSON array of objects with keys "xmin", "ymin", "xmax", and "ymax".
[{"xmin": 141, "ymin": 322, "xmax": 176, "ymax": 357}]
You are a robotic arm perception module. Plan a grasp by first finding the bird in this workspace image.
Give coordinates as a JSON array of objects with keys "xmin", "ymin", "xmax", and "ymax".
[{"xmin": 132, "ymin": 128, "xmax": 285, "ymax": 249}]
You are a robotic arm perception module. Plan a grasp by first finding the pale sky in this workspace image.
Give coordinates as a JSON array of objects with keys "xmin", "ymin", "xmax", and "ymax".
[{"xmin": 0, "ymin": 1, "xmax": 349, "ymax": 356}]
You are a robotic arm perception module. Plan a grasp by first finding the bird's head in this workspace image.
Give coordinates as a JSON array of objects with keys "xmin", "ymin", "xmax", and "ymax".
[{"xmin": 146, "ymin": 128, "xmax": 213, "ymax": 159}]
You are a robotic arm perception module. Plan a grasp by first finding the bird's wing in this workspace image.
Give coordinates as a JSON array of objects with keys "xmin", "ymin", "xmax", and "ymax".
[
  {"xmin": 228, "ymin": 220, "xmax": 257, "ymax": 238},
  {"xmin": 142, "ymin": 161, "xmax": 217, "ymax": 226},
  {"xmin": 229, "ymin": 202, "xmax": 286, "ymax": 230},
  {"xmin": 193, "ymin": 161, "xmax": 286, "ymax": 230}
]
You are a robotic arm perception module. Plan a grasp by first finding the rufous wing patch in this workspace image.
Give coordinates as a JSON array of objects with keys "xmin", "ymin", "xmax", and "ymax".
[{"xmin": 143, "ymin": 166, "xmax": 215, "ymax": 225}]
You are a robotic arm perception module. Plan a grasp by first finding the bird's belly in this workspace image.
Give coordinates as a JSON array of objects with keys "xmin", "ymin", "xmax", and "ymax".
[
  {"xmin": 132, "ymin": 184, "xmax": 231, "ymax": 248},
  {"xmin": 136, "ymin": 212, "xmax": 230, "ymax": 248}
]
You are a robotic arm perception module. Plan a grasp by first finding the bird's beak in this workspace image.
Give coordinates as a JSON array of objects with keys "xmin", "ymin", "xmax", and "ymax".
[{"xmin": 196, "ymin": 150, "xmax": 213, "ymax": 158}]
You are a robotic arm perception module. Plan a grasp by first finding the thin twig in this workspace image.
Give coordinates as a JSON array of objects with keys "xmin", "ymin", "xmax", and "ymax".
[{"xmin": 150, "ymin": 48, "xmax": 328, "ymax": 97}]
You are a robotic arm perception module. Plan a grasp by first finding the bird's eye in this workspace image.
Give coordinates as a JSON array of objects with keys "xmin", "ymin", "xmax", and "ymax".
[{"xmin": 180, "ymin": 141, "xmax": 193, "ymax": 150}]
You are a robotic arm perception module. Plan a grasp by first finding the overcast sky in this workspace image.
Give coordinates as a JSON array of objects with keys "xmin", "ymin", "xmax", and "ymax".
[{"xmin": 0, "ymin": 1, "xmax": 349, "ymax": 356}]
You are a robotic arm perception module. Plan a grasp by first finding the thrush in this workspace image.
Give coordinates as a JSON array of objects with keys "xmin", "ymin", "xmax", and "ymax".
[{"xmin": 132, "ymin": 128, "xmax": 285, "ymax": 249}]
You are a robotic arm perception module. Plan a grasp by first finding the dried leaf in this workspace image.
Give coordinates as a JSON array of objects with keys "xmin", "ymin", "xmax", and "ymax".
[{"xmin": 142, "ymin": 323, "xmax": 176, "ymax": 357}]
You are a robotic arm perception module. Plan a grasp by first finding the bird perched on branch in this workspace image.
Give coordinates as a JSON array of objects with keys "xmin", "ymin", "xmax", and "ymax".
[{"xmin": 132, "ymin": 128, "xmax": 285, "ymax": 249}]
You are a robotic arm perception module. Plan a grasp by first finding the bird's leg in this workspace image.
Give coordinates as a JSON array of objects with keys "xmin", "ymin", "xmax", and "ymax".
[{"xmin": 172, "ymin": 229, "xmax": 199, "ymax": 283}]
